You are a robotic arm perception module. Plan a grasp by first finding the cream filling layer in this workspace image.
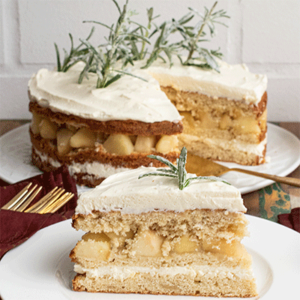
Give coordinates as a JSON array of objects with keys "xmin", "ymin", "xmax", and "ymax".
[
  {"xmin": 34, "ymin": 148, "xmax": 130, "ymax": 178},
  {"xmin": 75, "ymin": 166, "xmax": 246, "ymax": 214},
  {"xmin": 28, "ymin": 63, "xmax": 181, "ymax": 123},
  {"xmin": 74, "ymin": 264, "xmax": 254, "ymax": 281}
]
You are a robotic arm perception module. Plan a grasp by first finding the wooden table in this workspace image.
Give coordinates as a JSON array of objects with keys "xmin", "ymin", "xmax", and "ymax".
[{"xmin": 1, "ymin": 120, "xmax": 299, "ymax": 223}]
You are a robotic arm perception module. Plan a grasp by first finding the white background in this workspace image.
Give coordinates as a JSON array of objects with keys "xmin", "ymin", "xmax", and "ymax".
[{"xmin": 0, "ymin": 0, "xmax": 299, "ymax": 121}]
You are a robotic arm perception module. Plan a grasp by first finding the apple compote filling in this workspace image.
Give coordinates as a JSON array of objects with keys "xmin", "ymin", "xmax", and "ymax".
[
  {"xmin": 30, "ymin": 112, "xmax": 179, "ymax": 156},
  {"xmin": 74, "ymin": 229, "xmax": 245, "ymax": 264},
  {"xmin": 180, "ymin": 110, "xmax": 266, "ymax": 137}
]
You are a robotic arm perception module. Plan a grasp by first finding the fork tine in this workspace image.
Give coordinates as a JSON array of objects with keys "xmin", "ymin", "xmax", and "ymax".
[
  {"xmin": 36, "ymin": 189, "xmax": 65, "ymax": 214},
  {"xmin": 10, "ymin": 184, "xmax": 38, "ymax": 211},
  {"xmin": 1, "ymin": 183, "xmax": 32, "ymax": 210},
  {"xmin": 25, "ymin": 187, "xmax": 59, "ymax": 213},
  {"xmin": 49, "ymin": 193, "xmax": 74, "ymax": 213},
  {"xmin": 16, "ymin": 186, "xmax": 43, "ymax": 212},
  {"xmin": 42, "ymin": 193, "xmax": 74, "ymax": 214}
]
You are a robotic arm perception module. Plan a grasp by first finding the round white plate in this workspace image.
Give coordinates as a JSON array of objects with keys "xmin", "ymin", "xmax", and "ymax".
[
  {"xmin": 0, "ymin": 123, "xmax": 299, "ymax": 194},
  {"xmin": 0, "ymin": 215, "xmax": 299, "ymax": 299}
]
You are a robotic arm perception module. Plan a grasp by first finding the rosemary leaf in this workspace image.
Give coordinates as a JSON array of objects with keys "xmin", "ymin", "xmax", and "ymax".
[
  {"xmin": 147, "ymin": 154, "xmax": 178, "ymax": 172},
  {"xmin": 200, "ymin": 48, "xmax": 220, "ymax": 72},
  {"xmin": 138, "ymin": 173, "xmax": 177, "ymax": 179},
  {"xmin": 185, "ymin": 176, "xmax": 231, "ymax": 186},
  {"xmin": 112, "ymin": 0, "xmax": 122, "ymax": 14},
  {"xmin": 156, "ymin": 168, "xmax": 177, "ymax": 174},
  {"xmin": 83, "ymin": 20, "xmax": 112, "ymax": 30},
  {"xmin": 114, "ymin": 69, "xmax": 148, "ymax": 82},
  {"xmin": 178, "ymin": 147, "xmax": 187, "ymax": 190},
  {"xmin": 104, "ymin": 74, "xmax": 122, "ymax": 87},
  {"xmin": 54, "ymin": 43, "xmax": 61, "ymax": 71}
]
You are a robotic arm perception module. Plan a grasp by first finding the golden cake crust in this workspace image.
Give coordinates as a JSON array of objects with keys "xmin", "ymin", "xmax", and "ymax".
[{"xmin": 29, "ymin": 97, "xmax": 183, "ymax": 136}]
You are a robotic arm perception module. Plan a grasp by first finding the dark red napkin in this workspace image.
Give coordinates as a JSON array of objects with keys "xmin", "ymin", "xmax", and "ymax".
[
  {"xmin": 0, "ymin": 165, "xmax": 78, "ymax": 259},
  {"xmin": 278, "ymin": 207, "xmax": 300, "ymax": 233}
]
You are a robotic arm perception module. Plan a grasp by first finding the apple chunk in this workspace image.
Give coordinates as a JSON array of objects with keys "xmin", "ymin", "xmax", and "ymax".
[
  {"xmin": 202, "ymin": 239, "xmax": 242, "ymax": 257},
  {"xmin": 31, "ymin": 112, "xmax": 43, "ymax": 134},
  {"xmin": 131, "ymin": 230, "xmax": 164, "ymax": 257},
  {"xmin": 173, "ymin": 235, "xmax": 199, "ymax": 254},
  {"xmin": 75, "ymin": 232, "xmax": 111, "ymax": 261},
  {"xmin": 156, "ymin": 135, "xmax": 178, "ymax": 154},
  {"xmin": 70, "ymin": 128, "xmax": 96, "ymax": 148},
  {"xmin": 103, "ymin": 134, "xmax": 134, "ymax": 155},
  {"xmin": 76, "ymin": 241, "xmax": 110, "ymax": 261},
  {"xmin": 39, "ymin": 119, "xmax": 58, "ymax": 139},
  {"xmin": 57, "ymin": 128, "xmax": 73, "ymax": 155},
  {"xmin": 82, "ymin": 232, "xmax": 110, "ymax": 243},
  {"xmin": 134, "ymin": 136, "xmax": 156, "ymax": 153}
]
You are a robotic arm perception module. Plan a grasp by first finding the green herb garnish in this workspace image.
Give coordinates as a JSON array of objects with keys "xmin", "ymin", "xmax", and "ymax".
[
  {"xmin": 54, "ymin": 0, "xmax": 229, "ymax": 87},
  {"xmin": 140, "ymin": 1, "xmax": 229, "ymax": 72},
  {"xmin": 54, "ymin": 0, "xmax": 148, "ymax": 88},
  {"xmin": 54, "ymin": 27, "xmax": 95, "ymax": 73},
  {"xmin": 138, "ymin": 147, "xmax": 231, "ymax": 190}
]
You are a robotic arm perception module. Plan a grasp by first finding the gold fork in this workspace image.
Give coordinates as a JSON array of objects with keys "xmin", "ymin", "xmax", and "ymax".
[
  {"xmin": 186, "ymin": 153, "xmax": 300, "ymax": 187},
  {"xmin": 1, "ymin": 185, "xmax": 74, "ymax": 214}
]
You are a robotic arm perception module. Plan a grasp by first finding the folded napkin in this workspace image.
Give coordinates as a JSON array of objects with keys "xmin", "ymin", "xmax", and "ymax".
[
  {"xmin": 0, "ymin": 165, "xmax": 78, "ymax": 259},
  {"xmin": 278, "ymin": 207, "xmax": 300, "ymax": 233}
]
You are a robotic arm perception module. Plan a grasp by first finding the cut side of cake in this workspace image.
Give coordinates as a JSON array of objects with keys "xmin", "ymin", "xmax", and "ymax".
[
  {"xmin": 28, "ymin": 63, "xmax": 183, "ymax": 187},
  {"xmin": 147, "ymin": 58, "xmax": 268, "ymax": 166},
  {"xmin": 70, "ymin": 166, "xmax": 258, "ymax": 297}
]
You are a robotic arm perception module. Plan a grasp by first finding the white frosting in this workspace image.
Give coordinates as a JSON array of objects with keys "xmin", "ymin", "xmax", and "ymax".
[
  {"xmin": 34, "ymin": 147, "xmax": 130, "ymax": 178},
  {"xmin": 28, "ymin": 58, "xmax": 267, "ymax": 124},
  {"xmin": 75, "ymin": 166, "xmax": 246, "ymax": 215},
  {"xmin": 28, "ymin": 62, "xmax": 181, "ymax": 123},
  {"xmin": 146, "ymin": 58, "xmax": 267, "ymax": 105},
  {"xmin": 74, "ymin": 264, "xmax": 254, "ymax": 281}
]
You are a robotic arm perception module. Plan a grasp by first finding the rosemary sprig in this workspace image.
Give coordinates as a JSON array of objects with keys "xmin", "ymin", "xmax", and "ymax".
[
  {"xmin": 179, "ymin": 2, "xmax": 229, "ymax": 72},
  {"xmin": 53, "ymin": 0, "xmax": 229, "ymax": 87},
  {"xmin": 54, "ymin": 27, "xmax": 95, "ymax": 72},
  {"xmin": 140, "ymin": 1, "xmax": 229, "ymax": 72},
  {"xmin": 141, "ymin": 11, "xmax": 193, "ymax": 69},
  {"xmin": 54, "ymin": 0, "xmax": 149, "ymax": 88},
  {"xmin": 80, "ymin": 0, "xmax": 150, "ymax": 88},
  {"xmin": 139, "ymin": 147, "xmax": 231, "ymax": 190}
]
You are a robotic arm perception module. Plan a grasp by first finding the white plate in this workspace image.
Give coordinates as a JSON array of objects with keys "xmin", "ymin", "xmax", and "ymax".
[
  {"xmin": 0, "ymin": 123, "xmax": 299, "ymax": 194},
  {"xmin": 0, "ymin": 215, "xmax": 299, "ymax": 299}
]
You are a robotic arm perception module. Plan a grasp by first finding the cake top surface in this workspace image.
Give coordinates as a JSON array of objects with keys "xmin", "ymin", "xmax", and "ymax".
[
  {"xmin": 28, "ymin": 62, "xmax": 181, "ymax": 124},
  {"xmin": 145, "ymin": 58, "xmax": 267, "ymax": 105},
  {"xmin": 75, "ymin": 167, "xmax": 246, "ymax": 215}
]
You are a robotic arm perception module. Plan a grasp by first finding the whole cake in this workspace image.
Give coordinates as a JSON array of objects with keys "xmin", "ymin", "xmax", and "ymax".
[
  {"xmin": 28, "ymin": 1, "xmax": 268, "ymax": 186},
  {"xmin": 70, "ymin": 150, "xmax": 258, "ymax": 297}
]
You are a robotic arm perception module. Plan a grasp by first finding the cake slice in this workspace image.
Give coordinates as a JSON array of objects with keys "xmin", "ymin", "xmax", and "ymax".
[{"xmin": 70, "ymin": 149, "xmax": 257, "ymax": 297}]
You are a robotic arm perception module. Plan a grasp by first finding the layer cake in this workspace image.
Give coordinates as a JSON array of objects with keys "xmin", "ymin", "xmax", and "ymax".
[{"xmin": 70, "ymin": 165, "xmax": 257, "ymax": 297}]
